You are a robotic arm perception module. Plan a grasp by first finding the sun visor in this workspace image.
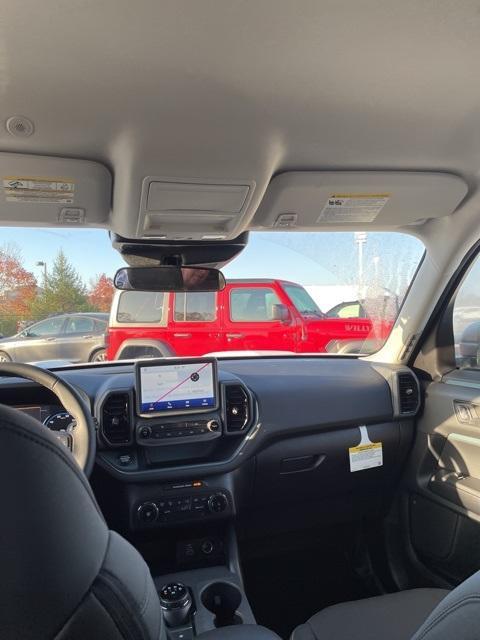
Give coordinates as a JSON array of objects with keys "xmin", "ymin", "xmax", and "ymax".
[
  {"xmin": 137, "ymin": 176, "xmax": 255, "ymax": 241},
  {"xmin": 0, "ymin": 153, "xmax": 111, "ymax": 227},
  {"xmin": 252, "ymin": 172, "xmax": 468, "ymax": 230}
]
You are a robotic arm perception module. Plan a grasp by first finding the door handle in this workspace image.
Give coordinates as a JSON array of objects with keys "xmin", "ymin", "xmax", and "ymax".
[
  {"xmin": 82, "ymin": 335, "xmax": 93, "ymax": 339},
  {"xmin": 46, "ymin": 337, "xmax": 56, "ymax": 342},
  {"xmin": 173, "ymin": 333, "xmax": 192, "ymax": 338},
  {"xmin": 226, "ymin": 333, "xmax": 244, "ymax": 340}
]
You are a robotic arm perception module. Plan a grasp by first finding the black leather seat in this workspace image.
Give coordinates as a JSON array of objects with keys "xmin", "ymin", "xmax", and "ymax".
[
  {"xmin": 292, "ymin": 576, "xmax": 480, "ymax": 640},
  {"xmin": 291, "ymin": 589, "xmax": 449, "ymax": 640},
  {"xmin": 0, "ymin": 404, "xmax": 162, "ymax": 640}
]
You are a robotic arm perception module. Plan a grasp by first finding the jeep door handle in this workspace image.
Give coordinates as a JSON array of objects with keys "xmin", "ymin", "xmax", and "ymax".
[
  {"xmin": 173, "ymin": 333, "xmax": 192, "ymax": 338},
  {"xmin": 45, "ymin": 337, "xmax": 56, "ymax": 342},
  {"xmin": 82, "ymin": 335, "xmax": 93, "ymax": 339},
  {"xmin": 226, "ymin": 333, "xmax": 244, "ymax": 340}
]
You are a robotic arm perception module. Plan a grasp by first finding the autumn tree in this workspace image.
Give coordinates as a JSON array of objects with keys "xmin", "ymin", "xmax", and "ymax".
[
  {"xmin": 0, "ymin": 245, "xmax": 37, "ymax": 335},
  {"xmin": 32, "ymin": 249, "xmax": 90, "ymax": 317},
  {"xmin": 88, "ymin": 273, "xmax": 114, "ymax": 312}
]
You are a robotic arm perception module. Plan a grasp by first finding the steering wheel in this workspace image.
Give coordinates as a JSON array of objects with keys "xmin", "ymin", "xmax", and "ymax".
[{"xmin": 0, "ymin": 363, "xmax": 96, "ymax": 475}]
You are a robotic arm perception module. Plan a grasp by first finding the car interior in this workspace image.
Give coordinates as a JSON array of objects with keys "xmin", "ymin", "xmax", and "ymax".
[{"xmin": 4, "ymin": 2, "xmax": 480, "ymax": 639}]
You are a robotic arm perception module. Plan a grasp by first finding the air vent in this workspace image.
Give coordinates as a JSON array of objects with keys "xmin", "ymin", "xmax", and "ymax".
[
  {"xmin": 224, "ymin": 384, "xmax": 250, "ymax": 432},
  {"xmin": 101, "ymin": 393, "xmax": 132, "ymax": 445},
  {"xmin": 398, "ymin": 373, "xmax": 419, "ymax": 415}
]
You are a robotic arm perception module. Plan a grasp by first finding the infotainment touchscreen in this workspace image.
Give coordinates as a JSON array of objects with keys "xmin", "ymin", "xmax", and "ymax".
[{"xmin": 137, "ymin": 358, "xmax": 218, "ymax": 416}]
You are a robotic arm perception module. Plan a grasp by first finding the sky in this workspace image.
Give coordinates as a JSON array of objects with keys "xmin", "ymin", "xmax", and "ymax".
[{"xmin": 1, "ymin": 227, "xmax": 424, "ymax": 293}]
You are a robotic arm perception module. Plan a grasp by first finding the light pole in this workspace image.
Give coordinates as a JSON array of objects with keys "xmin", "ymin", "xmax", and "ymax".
[
  {"xmin": 36, "ymin": 261, "xmax": 47, "ymax": 285},
  {"xmin": 354, "ymin": 232, "xmax": 367, "ymax": 292}
]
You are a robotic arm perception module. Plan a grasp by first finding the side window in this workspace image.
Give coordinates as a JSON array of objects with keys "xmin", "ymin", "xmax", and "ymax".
[
  {"xmin": 454, "ymin": 257, "xmax": 480, "ymax": 368},
  {"xmin": 27, "ymin": 317, "xmax": 64, "ymax": 337},
  {"xmin": 94, "ymin": 319, "xmax": 107, "ymax": 333},
  {"xmin": 117, "ymin": 292, "xmax": 165, "ymax": 323},
  {"xmin": 174, "ymin": 292, "xmax": 216, "ymax": 322},
  {"xmin": 327, "ymin": 302, "xmax": 363, "ymax": 318},
  {"xmin": 65, "ymin": 317, "xmax": 95, "ymax": 334},
  {"xmin": 230, "ymin": 288, "xmax": 282, "ymax": 322}
]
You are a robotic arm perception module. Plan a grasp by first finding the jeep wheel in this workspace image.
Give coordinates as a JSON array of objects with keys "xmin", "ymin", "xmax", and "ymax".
[{"xmin": 0, "ymin": 351, "xmax": 12, "ymax": 363}]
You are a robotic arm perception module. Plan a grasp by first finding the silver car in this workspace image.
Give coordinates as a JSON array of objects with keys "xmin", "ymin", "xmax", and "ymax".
[{"xmin": 0, "ymin": 313, "xmax": 108, "ymax": 364}]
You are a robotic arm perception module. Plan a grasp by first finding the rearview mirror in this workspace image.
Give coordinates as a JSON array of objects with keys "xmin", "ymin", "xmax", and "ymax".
[{"xmin": 114, "ymin": 266, "xmax": 226, "ymax": 293}]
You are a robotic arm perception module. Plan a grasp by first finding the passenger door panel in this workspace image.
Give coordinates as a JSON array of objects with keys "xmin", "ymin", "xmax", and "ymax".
[{"xmin": 405, "ymin": 373, "xmax": 480, "ymax": 583}]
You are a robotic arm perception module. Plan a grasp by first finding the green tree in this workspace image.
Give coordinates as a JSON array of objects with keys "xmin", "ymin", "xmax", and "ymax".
[{"xmin": 32, "ymin": 249, "xmax": 90, "ymax": 316}]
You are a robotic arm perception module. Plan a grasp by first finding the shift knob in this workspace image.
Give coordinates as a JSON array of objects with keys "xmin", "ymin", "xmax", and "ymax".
[{"xmin": 159, "ymin": 582, "xmax": 192, "ymax": 627}]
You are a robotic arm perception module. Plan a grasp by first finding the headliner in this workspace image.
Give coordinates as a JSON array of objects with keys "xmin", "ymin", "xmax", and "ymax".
[{"xmin": 0, "ymin": 1, "xmax": 479, "ymax": 245}]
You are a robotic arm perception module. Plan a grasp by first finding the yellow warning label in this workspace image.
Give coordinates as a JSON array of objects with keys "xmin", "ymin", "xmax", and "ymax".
[
  {"xmin": 349, "ymin": 442, "xmax": 383, "ymax": 472},
  {"xmin": 318, "ymin": 193, "xmax": 390, "ymax": 223}
]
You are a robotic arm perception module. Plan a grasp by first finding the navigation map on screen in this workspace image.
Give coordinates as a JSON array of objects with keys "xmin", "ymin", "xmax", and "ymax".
[{"xmin": 139, "ymin": 361, "xmax": 216, "ymax": 414}]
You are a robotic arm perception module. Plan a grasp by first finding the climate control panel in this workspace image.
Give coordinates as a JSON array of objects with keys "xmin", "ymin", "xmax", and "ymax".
[
  {"xmin": 135, "ymin": 487, "xmax": 232, "ymax": 528},
  {"xmin": 136, "ymin": 418, "xmax": 222, "ymax": 446}
]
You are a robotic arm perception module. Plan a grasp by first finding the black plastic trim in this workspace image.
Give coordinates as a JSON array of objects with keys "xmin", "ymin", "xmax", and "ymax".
[{"xmin": 410, "ymin": 238, "xmax": 480, "ymax": 367}]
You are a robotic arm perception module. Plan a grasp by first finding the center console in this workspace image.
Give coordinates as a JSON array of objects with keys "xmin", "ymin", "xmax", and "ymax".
[
  {"xmin": 96, "ymin": 357, "xmax": 255, "ymax": 483},
  {"xmin": 155, "ymin": 566, "xmax": 257, "ymax": 639},
  {"xmin": 150, "ymin": 526, "xmax": 280, "ymax": 640}
]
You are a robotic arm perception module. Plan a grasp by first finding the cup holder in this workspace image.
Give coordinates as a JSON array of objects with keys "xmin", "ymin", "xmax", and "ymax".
[{"xmin": 201, "ymin": 582, "xmax": 243, "ymax": 627}]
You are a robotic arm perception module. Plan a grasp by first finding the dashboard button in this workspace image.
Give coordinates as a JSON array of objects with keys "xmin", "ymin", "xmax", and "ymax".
[{"xmin": 201, "ymin": 539, "xmax": 214, "ymax": 555}]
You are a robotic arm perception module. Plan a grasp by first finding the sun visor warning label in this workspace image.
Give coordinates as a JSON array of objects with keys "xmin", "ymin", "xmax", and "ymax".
[
  {"xmin": 318, "ymin": 193, "xmax": 390, "ymax": 223},
  {"xmin": 349, "ymin": 426, "xmax": 383, "ymax": 472},
  {"xmin": 3, "ymin": 177, "xmax": 75, "ymax": 204}
]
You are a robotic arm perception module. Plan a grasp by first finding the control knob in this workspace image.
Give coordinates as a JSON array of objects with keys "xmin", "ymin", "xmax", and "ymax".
[
  {"xmin": 137, "ymin": 501, "xmax": 159, "ymax": 523},
  {"xmin": 207, "ymin": 419, "xmax": 220, "ymax": 432},
  {"xmin": 139, "ymin": 425, "xmax": 152, "ymax": 439},
  {"xmin": 207, "ymin": 492, "xmax": 228, "ymax": 513}
]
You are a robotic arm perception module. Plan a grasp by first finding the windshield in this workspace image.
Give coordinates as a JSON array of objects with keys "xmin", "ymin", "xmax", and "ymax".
[
  {"xmin": 282, "ymin": 284, "xmax": 323, "ymax": 317},
  {"xmin": 0, "ymin": 229, "xmax": 424, "ymax": 364}
]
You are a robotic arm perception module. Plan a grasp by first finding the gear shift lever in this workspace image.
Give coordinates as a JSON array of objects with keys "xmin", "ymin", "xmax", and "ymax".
[{"xmin": 159, "ymin": 582, "xmax": 192, "ymax": 627}]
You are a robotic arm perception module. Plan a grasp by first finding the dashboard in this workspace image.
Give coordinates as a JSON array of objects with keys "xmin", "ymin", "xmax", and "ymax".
[
  {"xmin": 13, "ymin": 405, "xmax": 74, "ymax": 430},
  {"xmin": 0, "ymin": 356, "xmax": 420, "ymax": 537}
]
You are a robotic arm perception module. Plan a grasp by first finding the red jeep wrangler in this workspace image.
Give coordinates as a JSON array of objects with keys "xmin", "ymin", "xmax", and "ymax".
[{"xmin": 106, "ymin": 279, "xmax": 392, "ymax": 360}]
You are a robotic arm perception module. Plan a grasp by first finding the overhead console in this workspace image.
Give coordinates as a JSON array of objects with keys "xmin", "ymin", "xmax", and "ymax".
[
  {"xmin": 110, "ymin": 232, "xmax": 249, "ymax": 268},
  {"xmin": 136, "ymin": 175, "xmax": 256, "ymax": 241}
]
